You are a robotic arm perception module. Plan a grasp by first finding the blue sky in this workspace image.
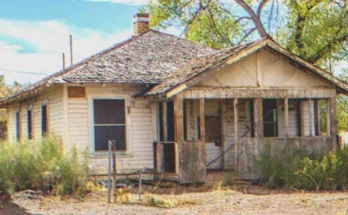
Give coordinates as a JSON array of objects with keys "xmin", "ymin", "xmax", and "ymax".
[{"xmin": 0, "ymin": 0, "xmax": 146, "ymax": 84}]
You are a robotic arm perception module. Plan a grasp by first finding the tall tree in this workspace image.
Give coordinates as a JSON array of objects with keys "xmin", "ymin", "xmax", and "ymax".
[{"xmin": 147, "ymin": 0, "xmax": 348, "ymax": 67}]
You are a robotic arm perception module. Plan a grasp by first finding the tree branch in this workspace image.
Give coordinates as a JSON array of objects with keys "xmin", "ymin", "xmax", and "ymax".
[
  {"xmin": 235, "ymin": 0, "xmax": 270, "ymax": 38},
  {"xmin": 257, "ymin": 0, "xmax": 270, "ymax": 18}
]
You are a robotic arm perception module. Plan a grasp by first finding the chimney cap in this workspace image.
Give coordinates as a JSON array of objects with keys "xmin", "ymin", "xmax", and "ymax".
[{"xmin": 133, "ymin": 13, "xmax": 149, "ymax": 23}]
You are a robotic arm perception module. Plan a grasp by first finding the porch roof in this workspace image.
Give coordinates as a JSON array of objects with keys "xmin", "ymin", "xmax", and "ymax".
[{"xmin": 145, "ymin": 38, "xmax": 348, "ymax": 97}]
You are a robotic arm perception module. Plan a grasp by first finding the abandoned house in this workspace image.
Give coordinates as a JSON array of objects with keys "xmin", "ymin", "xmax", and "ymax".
[{"xmin": 1, "ymin": 13, "xmax": 348, "ymax": 183}]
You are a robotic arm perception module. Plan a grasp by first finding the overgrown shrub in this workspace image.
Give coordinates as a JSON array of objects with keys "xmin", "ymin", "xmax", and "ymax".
[
  {"xmin": 0, "ymin": 136, "xmax": 88, "ymax": 196},
  {"xmin": 255, "ymin": 143, "xmax": 348, "ymax": 191}
]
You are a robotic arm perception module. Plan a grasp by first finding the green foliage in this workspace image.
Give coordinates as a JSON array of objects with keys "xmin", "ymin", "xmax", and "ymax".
[
  {"xmin": 255, "ymin": 144, "xmax": 348, "ymax": 191},
  {"xmin": 0, "ymin": 136, "xmax": 88, "ymax": 196}
]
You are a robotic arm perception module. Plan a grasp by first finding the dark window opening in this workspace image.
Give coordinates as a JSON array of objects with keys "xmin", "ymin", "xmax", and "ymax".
[
  {"xmin": 183, "ymin": 100, "xmax": 187, "ymax": 141},
  {"xmin": 295, "ymin": 100, "xmax": 302, "ymax": 137},
  {"xmin": 158, "ymin": 102, "xmax": 164, "ymax": 141},
  {"xmin": 313, "ymin": 100, "xmax": 320, "ymax": 136},
  {"xmin": 263, "ymin": 99, "xmax": 278, "ymax": 137},
  {"xmin": 163, "ymin": 143, "xmax": 176, "ymax": 173},
  {"xmin": 93, "ymin": 99, "xmax": 126, "ymax": 151},
  {"xmin": 27, "ymin": 110, "xmax": 32, "ymax": 139},
  {"xmin": 205, "ymin": 115, "xmax": 221, "ymax": 146},
  {"xmin": 16, "ymin": 111, "xmax": 20, "ymax": 141},
  {"xmin": 318, "ymin": 99, "xmax": 328, "ymax": 135},
  {"xmin": 166, "ymin": 101, "xmax": 174, "ymax": 141},
  {"xmin": 41, "ymin": 105, "xmax": 48, "ymax": 136}
]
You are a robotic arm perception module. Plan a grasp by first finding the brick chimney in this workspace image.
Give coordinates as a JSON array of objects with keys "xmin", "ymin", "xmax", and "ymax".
[{"xmin": 133, "ymin": 13, "xmax": 150, "ymax": 35}]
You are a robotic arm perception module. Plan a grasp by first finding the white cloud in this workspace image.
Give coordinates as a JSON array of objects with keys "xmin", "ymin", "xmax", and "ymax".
[
  {"xmin": 0, "ymin": 19, "xmax": 132, "ymax": 84},
  {"xmin": 86, "ymin": 0, "xmax": 148, "ymax": 5}
]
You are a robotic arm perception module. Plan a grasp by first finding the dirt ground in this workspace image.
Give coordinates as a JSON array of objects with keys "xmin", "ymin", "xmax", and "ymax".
[{"xmin": 2, "ymin": 182, "xmax": 348, "ymax": 215}]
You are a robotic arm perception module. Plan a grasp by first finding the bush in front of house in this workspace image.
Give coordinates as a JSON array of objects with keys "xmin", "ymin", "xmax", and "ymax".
[
  {"xmin": 255, "ymin": 143, "xmax": 348, "ymax": 191},
  {"xmin": 0, "ymin": 136, "xmax": 88, "ymax": 196}
]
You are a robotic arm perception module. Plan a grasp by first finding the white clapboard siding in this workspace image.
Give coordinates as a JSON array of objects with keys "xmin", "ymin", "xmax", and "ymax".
[
  {"xmin": 7, "ymin": 85, "xmax": 64, "ymax": 143},
  {"xmin": 67, "ymin": 84, "xmax": 154, "ymax": 174}
]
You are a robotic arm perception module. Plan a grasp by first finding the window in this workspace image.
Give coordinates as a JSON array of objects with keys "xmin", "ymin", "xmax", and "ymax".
[
  {"xmin": 263, "ymin": 99, "xmax": 278, "ymax": 137},
  {"xmin": 27, "ymin": 110, "xmax": 32, "ymax": 139},
  {"xmin": 16, "ymin": 111, "xmax": 20, "ymax": 141},
  {"xmin": 93, "ymin": 99, "xmax": 126, "ymax": 151},
  {"xmin": 41, "ymin": 104, "xmax": 48, "ymax": 135}
]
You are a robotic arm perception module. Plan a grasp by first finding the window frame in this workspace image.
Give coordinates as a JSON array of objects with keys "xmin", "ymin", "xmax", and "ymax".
[{"xmin": 89, "ymin": 96, "xmax": 132, "ymax": 156}]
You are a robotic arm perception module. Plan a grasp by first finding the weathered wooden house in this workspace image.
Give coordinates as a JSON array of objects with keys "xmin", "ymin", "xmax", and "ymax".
[{"xmin": 1, "ymin": 14, "xmax": 348, "ymax": 183}]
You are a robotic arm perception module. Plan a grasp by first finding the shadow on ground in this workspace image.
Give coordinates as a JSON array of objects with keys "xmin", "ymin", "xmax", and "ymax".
[{"xmin": 0, "ymin": 195, "xmax": 32, "ymax": 215}]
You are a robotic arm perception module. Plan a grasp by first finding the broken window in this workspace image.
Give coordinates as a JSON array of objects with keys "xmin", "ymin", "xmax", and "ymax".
[
  {"xmin": 93, "ymin": 99, "xmax": 126, "ymax": 151},
  {"xmin": 205, "ymin": 115, "xmax": 221, "ymax": 146}
]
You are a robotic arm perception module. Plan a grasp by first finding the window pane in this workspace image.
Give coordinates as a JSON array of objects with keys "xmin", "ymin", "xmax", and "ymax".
[
  {"xmin": 94, "ymin": 126, "xmax": 126, "ymax": 151},
  {"xmin": 94, "ymin": 100, "xmax": 125, "ymax": 124}
]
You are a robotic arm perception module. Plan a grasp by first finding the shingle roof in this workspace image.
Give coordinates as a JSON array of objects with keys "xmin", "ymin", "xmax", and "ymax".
[
  {"xmin": 145, "ymin": 38, "xmax": 348, "ymax": 96},
  {"xmin": 2, "ymin": 30, "xmax": 215, "ymax": 103}
]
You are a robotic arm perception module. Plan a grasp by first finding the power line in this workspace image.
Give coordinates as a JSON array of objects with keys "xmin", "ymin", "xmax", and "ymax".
[{"xmin": 0, "ymin": 68, "xmax": 47, "ymax": 76}]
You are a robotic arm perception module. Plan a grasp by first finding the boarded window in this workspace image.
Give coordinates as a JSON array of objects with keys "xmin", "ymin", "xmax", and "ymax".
[
  {"xmin": 205, "ymin": 116, "xmax": 221, "ymax": 146},
  {"xmin": 27, "ymin": 110, "xmax": 32, "ymax": 139},
  {"xmin": 93, "ymin": 99, "xmax": 126, "ymax": 151},
  {"xmin": 16, "ymin": 111, "xmax": 20, "ymax": 141},
  {"xmin": 41, "ymin": 104, "xmax": 48, "ymax": 136},
  {"xmin": 68, "ymin": 87, "xmax": 85, "ymax": 98}
]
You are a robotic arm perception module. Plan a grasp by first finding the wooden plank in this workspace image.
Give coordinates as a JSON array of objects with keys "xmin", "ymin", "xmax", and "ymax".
[
  {"xmin": 256, "ymin": 51, "xmax": 262, "ymax": 87},
  {"xmin": 199, "ymin": 99, "xmax": 205, "ymax": 143},
  {"xmin": 233, "ymin": 98, "xmax": 238, "ymax": 169},
  {"xmin": 183, "ymin": 88, "xmax": 336, "ymax": 99},
  {"xmin": 174, "ymin": 95, "xmax": 184, "ymax": 144},
  {"xmin": 284, "ymin": 98, "xmax": 289, "ymax": 137},
  {"xmin": 162, "ymin": 101, "xmax": 167, "ymax": 141},
  {"xmin": 253, "ymin": 98, "xmax": 263, "ymax": 138}
]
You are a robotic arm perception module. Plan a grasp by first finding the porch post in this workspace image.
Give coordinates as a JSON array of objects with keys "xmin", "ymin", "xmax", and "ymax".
[
  {"xmin": 326, "ymin": 99, "xmax": 331, "ymax": 136},
  {"xmin": 329, "ymin": 97, "xmax": 337, "ymax": 148},
  {"xmin": 284, "ymin": 98, "xmax": 289, "ymax": 137},
  {"xmin": 173, "ymin": 95, "xmax": 184, "ymax": 144},
  {"xmin": 233, "ymin": 98, "xmax": 238, "ymax": 168},
  {"xmin": 253, "ymin": 98, "xmax": 263, "ymax": 138},
  {"xmin": 220, "ymin": 101, "xmax": 226, "ymax": 168},
  {"xmin": 309, "ymin": 99, "xmax": 315, "ymax": 137},
  {"xmin": 199, "ymin": 99, "xmax": 205, "ymax": 143}
]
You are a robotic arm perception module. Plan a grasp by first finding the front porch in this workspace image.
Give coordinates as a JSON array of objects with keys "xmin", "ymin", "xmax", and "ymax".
[{"xmin": 154, "ymin": 93, "xmax": 337, "ymax": 184}]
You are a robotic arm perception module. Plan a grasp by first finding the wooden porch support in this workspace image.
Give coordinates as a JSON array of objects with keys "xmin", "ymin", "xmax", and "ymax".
[
  {"xmin": 284, "ymin": 98, "xmax": 289, "ymax": 137},
  {"xmin": 199, "ymin": 99, "xmax": 205, "ymax": 143},
  {"xmin": 309, "ymin": 99, "xmax": 314, "ymax": 137},
  {"xmin": 162, "ymin": 101, "xmax": 167, "ymax": 141},
  {"xmin": 233, "ymin": 98, "xmax": 238, "ymax": 168},
  {"xmin": 329, "ymin": 97, "xmax": 337, "ymax": 148},
  {"xmin": 173, "ymin": 95, "xmax": 184, "ymax": 144},
  {"xmin": 326, "ymin": 99, "xmax": 331, "ymax": 136},
  {"xmin": 220, "ymin": 101, "xmax": 226, "ymax": 168},
  {"xmin": 253, "ymin": 98, "xmax": 263, "ymax": 138}
]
